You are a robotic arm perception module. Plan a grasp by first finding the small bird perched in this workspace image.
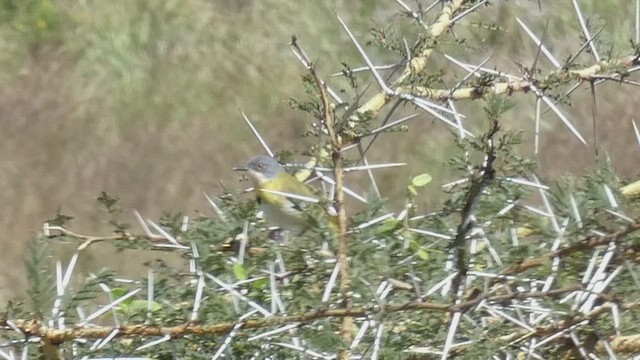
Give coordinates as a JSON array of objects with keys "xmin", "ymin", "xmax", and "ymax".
[{"xmin": 235, "ymin": 155, "xmax": 320, "ymax": 235}]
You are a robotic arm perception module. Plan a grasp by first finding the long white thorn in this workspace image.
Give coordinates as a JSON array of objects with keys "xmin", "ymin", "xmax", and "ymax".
[
  {"xmin": 241, "ymin": 112, "xmax": 274, "ymax": 157},
  {"xmin": 632, "ymin": 119, "xmax": 640, "ymax": 148},
  {"xmin": 337, "ymin": 15, "xmax": 393, "ymax": 95},
  {"xmin": 537, "ymin": 89, "xmax": 587, "ymax": 144},
  {"xmin": 572, "ymin": 0, "xmax": 600, "ymax": 62},
  {"xmin": 515, "ymin": 18, "xmax": 561, "ymax": 68}
]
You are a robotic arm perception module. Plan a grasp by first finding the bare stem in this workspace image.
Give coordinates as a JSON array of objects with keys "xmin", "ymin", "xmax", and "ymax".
[
  {"xmin": 0, "ymin": 287, "xmax": 582, "ymax": 342},
  {"xmin": 8, "ymin": 286, "xmax": 640, "ymax": 357},
  {"xmin": 451, "ymin": 119, "xmax": 500, "ymax": 298},
  {"xmin": 501, "ymin": 220, "xmax": 640, "ymax": 276},
  {"xmin": 307, "ymin": 58, "xmax": 353, "ymax": 359}
]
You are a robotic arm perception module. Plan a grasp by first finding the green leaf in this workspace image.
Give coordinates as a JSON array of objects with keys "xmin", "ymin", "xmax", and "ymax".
[
  {"xmin": 409, "ymin": 239, "xmax": 420, "ymax": 252},
  {"xmin": 407, "ymin": 239, "xmax": 429, "ymax": 260},
  {"xmin": 407, "ymin": 185, "xmax": 417, "ymax": 196},
  {"xmin": 233, "ymin": 263, "xmax": 247, "ymax": 280},
  {"xmin": 376, "ymin": 219, "xmax": 400, "ymax": 234},
  {"xmin": 114, "ymin": 299, "xmax": 162, "ymax": 320},
  {"xmin": 111, "ymin": 288, "xmax": 132, "ymax": 304},
  {"xmin": 252, "ymin": 278, "xmax": 269, "ymax": 290},
  {"xmin": 416, "ymin": 248, "xmax": 429, "ymax": 260},
  {"xmin": 411, "ymin": 173, "xmax": 432, "ymax": 187},
  {"xmin": 128, "ymin": 299, "xmax": 162, "ymax": 314}
]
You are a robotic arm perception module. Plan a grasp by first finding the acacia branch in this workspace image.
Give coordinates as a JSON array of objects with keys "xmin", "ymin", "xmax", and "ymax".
[
  {"xmin": 349, "ymin": 2, "xmax": 639, "ymax": 139},
  {"xmin": 456, "ymin": 300, "xmax": 640, "ymax": 357},
  {"xmin": 501, "ymin": 220, "xmax": 640, "ymax": 275},
  {"xmin": 350, "ymin": 0, "xmax": 466, "ymax": 122},
  {"xmin": 43, "ymin": 225, "xmax": 188, "ymax": 251},
  {"xmin": 0, "ymin": 287, "xmax": 580, "ymax": 345},
  {"xmin": 307, "ymin": 56, "xmax": 352, "ymax": 359},
  {"xmin": 398, "ymin": 54, "xmax": 640, "ymax": 102},
  {"xmin": 8, "ymin": 287, "xmax": 638, "ymax": 355},
  {"xmin": 451, "ymin": 119, "xmax": 500, "ymax": 297}
]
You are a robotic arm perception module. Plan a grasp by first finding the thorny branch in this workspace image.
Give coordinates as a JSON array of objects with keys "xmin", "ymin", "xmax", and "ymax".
[
  {"xmin": 502, "ymin": 220, "xmax": 640, "ymax": 275},
  {"xmin": 294, "ymin": 36, "xmax": 354, "ymax": 359},
  {"xmin": 445, "ymin": 300, "xmax": 640, "ymax": 358},
  {"xmin": 403, "ymin": 54, "xmax": 640, "ymax": 102},
  {"xmin": 450, "ymin": 119, "xmax": 500, "ymax": 298},
  {"xmin": 0, "ymin": 287, "xmax": 583, "ymax": 342},
  {"xmin": 352, "ymin": 0, "xmax": 466, "ymax": 121},
  {"xmin": 43, "ymin": 224, "xmax": 182, "ymax": 251},
  {"xmin": 4, "ymin": 287, "xmax": 640, "ymax": 355}
]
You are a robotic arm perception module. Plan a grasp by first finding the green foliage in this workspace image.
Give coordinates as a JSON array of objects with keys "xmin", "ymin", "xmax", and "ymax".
[
  {"xmin": 23, "ymin": 236, "xmax": 54, "ymax": 318},
  {"xmin": 64, "ymin": 269, "xmax": 116, "ymax": 315},
  {"xmin": 111, "ymin": 286, "xmax": 162, "ymax": 322},
  {"xmin": 0, "ymin": 0, "xmax": 63, "ymax": 48},
  {"xmin": 97, "ymin": 191, "xmax": 129, "ymax": 233},
  {"xmin": 46, "ymin": 208, "xmax": 73, "ymax": 227},
  {"xmin": 9, "ymin": 103, "xmax": 640, "ymax": 358},
  {"xmin": 289, "ymin": 73, "xmax": 324, "ymax": 122},
  {"xmin": 482, "ymin": 93, "xmax": 515, "ymax": 120}
]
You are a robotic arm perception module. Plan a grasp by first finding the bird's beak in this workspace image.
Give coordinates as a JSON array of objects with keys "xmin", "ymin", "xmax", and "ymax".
[{"xmin": 233, "ymin": 166, "xmax": 248, "ymax": 172}]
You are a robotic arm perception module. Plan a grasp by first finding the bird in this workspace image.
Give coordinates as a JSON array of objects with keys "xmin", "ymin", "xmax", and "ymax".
[{"xmin": 235, "ymin": 155, "xmax": 322, "ymax": 236}]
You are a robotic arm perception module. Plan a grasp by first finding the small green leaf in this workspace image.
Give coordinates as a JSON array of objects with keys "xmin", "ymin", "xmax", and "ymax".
[
  {"xmin": 411, "ymin": 173, "xmax": 432, "ymax": 187},
  {"xmin": 111, "ymin": 288, "xmax": 132, "ymax": 305},
  {"xmin": 409, "ymin": 239, "xmax": 420, "ymax": 252},
  {"xmin": 233, "ymin": 263, "xmax": 247, "ymax": 280},
  {"xmin": 128, "ymin": 300, "xmax": 162, "ymax": 314},
  {"xmin": 408, "ymin": 239, "xmax": 429, "ymax": 260},
  {"xmin": 252, "ymin": 278, "xmax": 269, "ymax": 290},
  {"xmin": 416, "ymin": 248, "xmax": 429, "ymax": 260},
  {"xmin": 407, "ymin": 185, "xmax": 417, "ymax": 196},
  {"xmin": 376, "ymin": 219, "xmax": 400, "ymax": 234}
]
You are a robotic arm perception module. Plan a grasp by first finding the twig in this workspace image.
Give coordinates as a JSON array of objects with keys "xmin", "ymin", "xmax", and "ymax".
[
  {"xmin": 398, "ymin": 54, "xmax": 640, "ymax": 102},
  {"xmin": 450, "ymin": 120, "xmax": 500, "ymax": 297},
  {"xmin": 501, "ymin": 220, "xmax": 640, "ymax": 275},
  {"xmin": 347, "ymin": 0, "xmax": 466, "ymax": 130},
  {"xmin": 0, "ymin": 287, "xmax": 582, "ymax": 344},
  {"xmin": 308, "ymin": 60, "xmax": 353, "ymax": 360}
]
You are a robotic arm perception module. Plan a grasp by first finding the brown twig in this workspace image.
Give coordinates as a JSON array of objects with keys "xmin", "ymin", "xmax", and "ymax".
[
  {"xmin": 43, "ymin": 224, "xmax": 185, "ymax": 251},
  {"xmin": 0, "ymin": 287, "xmax": 580, "ymax": 345},
  {"xmin": 501, "ymin": 220, "xmax": 640, "ymax": 275},
  {"xmin": 449, "ymin": 300, "xmax": 640, "ymax": 357},
  {"xmin": 301, "ymin": 43, "xmax": 352, "ymax": 358},
  {"xmin": 391, "ymin": 54, "xmax": 640, "ymax": 104},
  {"xmin": 451, "ymin": 119, "xmax": 500, "ymax": 298},
  {"xmin": 9, "ymin": 284, "xmax": 639, "ymax": 355}
]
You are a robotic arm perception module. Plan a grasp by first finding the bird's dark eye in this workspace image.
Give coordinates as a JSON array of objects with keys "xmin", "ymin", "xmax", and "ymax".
[{"xmin": 258, "ymin": 163, "xmax": 264, "ymax": 168}]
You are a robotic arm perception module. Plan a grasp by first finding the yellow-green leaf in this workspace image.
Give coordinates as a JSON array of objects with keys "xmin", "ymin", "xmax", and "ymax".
[
  {"xmin": 111, "ymin": 288, "xmax": 133, "ymax": 305},
  {"xmin": 411, "ymin": 173, "xmax": 432, "ymax": 187},
  {"xmin": 416, "ymin": 248, "xmax": 429, "ymax": 260},
  {"xmin": 233, "ymin": 263, "xmax": 247, "ymax": 280},
  {"xmin": 127, "ymin": 300, "xmax": 162, "ymax": 314},
  {"xmin": 376, "ymin": 219, "xmax": 400, "ymax": 234},
  {"xmin": 252, "ymin": 278, "xmax": 269, "ymax": 290}
]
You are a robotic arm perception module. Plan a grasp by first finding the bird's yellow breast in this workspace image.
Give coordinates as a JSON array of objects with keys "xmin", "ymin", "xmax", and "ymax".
[{"xmin": 248, "ymin": 169, "xmax": 337, "ymax": 235}]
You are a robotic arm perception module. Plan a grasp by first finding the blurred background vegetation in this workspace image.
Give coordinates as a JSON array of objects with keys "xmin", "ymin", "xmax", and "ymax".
[{"xmin": 0, "ymin": 0, "xmax": 638, "ymax": 302}]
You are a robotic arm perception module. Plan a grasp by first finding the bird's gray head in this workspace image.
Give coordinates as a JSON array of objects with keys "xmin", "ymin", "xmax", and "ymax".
[{"xmin": 245, "ymin": 155, "xmax": 285, "ymax": 182}]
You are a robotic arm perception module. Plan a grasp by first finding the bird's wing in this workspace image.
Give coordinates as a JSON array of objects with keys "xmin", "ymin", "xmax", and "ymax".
[
  {"xmin": 279, "ymin": 174, "xmax": 339, "ymax": 231},
  {"xmin": 258, "ymin": 173, "xmax": 339, "ymax": 233},
  {"xmin": 257, "ymin": 173, "xmax": 317, "ymax": 213}
]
